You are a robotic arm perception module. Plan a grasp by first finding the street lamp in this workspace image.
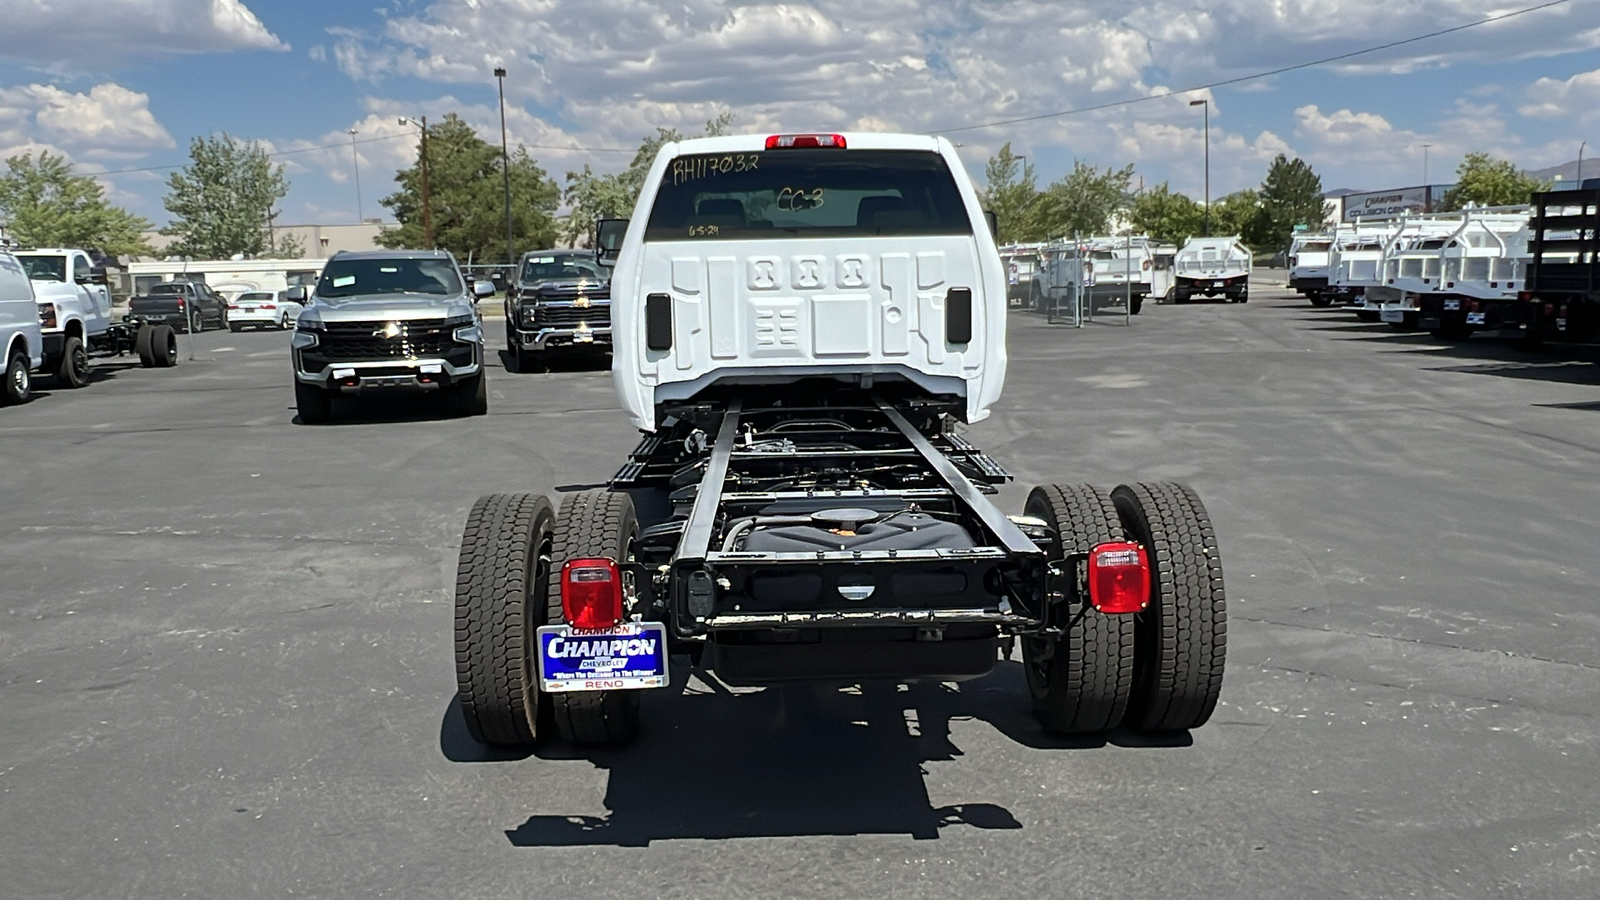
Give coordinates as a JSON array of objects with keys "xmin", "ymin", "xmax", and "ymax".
[
  {"xmin": 1579, "ymin": 141, "xmax": 1588, "ymax": 186},
  {"xmin": 1422, "ymin": 143, "xmax": 1433, "ymax": 212},
  {"xmin": 397, "ymin": 115, "xmax": 433, "ymax": 249},
  {"xmin": 347, "ymin": 128, "xmax": 363, "ymax": 224},
  {"xmin": 1189, "ymin": 99, "xmax": 1209, "ymax": 236},
  {"xmin": 494, "ymin": 66, "xmax": 514, "ymax": 267}
]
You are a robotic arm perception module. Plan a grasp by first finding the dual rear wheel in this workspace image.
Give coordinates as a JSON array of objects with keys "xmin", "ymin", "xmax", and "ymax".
[
  {"xmin": 1022, "ymin": 481, "xmax": 1227, "ymax": 734},
  {"xmin": 455, "ymin": 489, "xmax": 640, "ymax": 748}
]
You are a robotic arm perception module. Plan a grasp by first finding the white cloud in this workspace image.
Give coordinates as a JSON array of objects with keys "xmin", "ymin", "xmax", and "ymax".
[
  {"xmin": 1520, "ymin": 68, "xmax": 1600, "ymax": 122},
  {"xmin": 0, "ymin": 0, "xmax": 286, "ymax": 69},
  {"xmin": 0, "ymin": 82, "xmax": 175, "ymax": 161}
]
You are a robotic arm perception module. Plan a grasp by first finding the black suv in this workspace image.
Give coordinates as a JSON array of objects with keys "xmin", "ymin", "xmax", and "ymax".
[{"xmin": 504, "ymin": 250, "xmax": 610, "ymax": 372}]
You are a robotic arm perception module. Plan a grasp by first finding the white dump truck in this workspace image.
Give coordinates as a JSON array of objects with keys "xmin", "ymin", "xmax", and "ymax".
[{"xmin": 451, "ymin": 132, "xmax": 1229, "ymax": 748}]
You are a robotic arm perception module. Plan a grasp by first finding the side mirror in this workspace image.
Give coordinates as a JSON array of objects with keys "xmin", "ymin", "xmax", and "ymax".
[
  {"xmin": 473, "ymin": 280, "xmax": 496, "ymax": 298},
  {"xmin": 286, "ymin": 286, "xmax": 307, "ymax": 302},
  {"xmin": 595, "ymin": 218, "xmax": 627, "ymax": 262},
  {"xmin": 983, "ymin": 210, "xmax": 999, "ymax": 240}
]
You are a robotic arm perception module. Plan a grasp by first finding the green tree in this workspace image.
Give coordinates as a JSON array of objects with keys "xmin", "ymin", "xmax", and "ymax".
[
  {"xmin": 1438, "ymin": 152, "xmax": 1549, "ymax": 211},
  {"xmin": 559, "ymin": 111, "xmax": 734, "ymax": 246},
  {"xmin": 0, "ymin": 151, "xmax": 153, "ymax": 255},
  {"xmin": 1026, "ymin": 160, "xmax": 1134, "ymax": 240},
  {"xmin": 978, "ymin": 143, "xmax": 1038, "ymax": 244},
  {"xmin": 1209, "ymin": 189, "xmax": 1267, "ymax": 244},
  {"xmin": 1256, "ymin": 154, "xmax": 1324, "ymax": 251},
  {"xmin": 378, "ymin": 113, "xmax": 561, "ymax": 262},
  {"xmin": 1128, "ymin": 183, "xmax": 1204, "ymax": 244},
  {"xmin": 270, "ymin": 230, "xmax": 305, "ymax": 259},
  {"xmin": 162, "ymin": 134, "xmax": 290, "ymax": 259}
]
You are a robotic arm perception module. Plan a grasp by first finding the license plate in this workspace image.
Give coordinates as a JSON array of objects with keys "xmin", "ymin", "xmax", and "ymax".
[
  {"xmin": 537, "ymin": 621, "xmax": 668, "ymax": 692},
  {"xmin": 1380, "ymin": 309, "xmax": 1407, "ymax": 323},
  {"xmin": 1466, "ymin": 312, "xmax": 1486, "ymax": 325},
  {"xmin": 573, "ymin": 333, "xmax": 595, "ymax": 343},
  {"xmin": 1443, "ymin": 299, "xmax": 1460, "ymax": 311}
]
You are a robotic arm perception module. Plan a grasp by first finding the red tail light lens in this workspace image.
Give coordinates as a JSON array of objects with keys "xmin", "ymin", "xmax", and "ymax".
[
  {"xmin": 765, "ymin": 133, "xmax": 847, "ymax": 149},
  {"xmin": 261, "ymin": 303, "xmax": 276, "ymax": 309},
  {"xmin": 561, "ymin": 558, "xmax": 623, "ymax": 629},
  {"xmin": 177, "ymin": 298, "xmax": 186, "ymax": 308},
  {"xmin": 226, "ymin": 304, "xmax": 239, "ymax": 310},
  {"xmin": 1087, "ymin": 542, "xmax": 1150, "ymax": 614}
]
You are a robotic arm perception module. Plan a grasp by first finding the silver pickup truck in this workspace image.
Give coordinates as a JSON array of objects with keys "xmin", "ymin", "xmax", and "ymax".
[{"xmin": 288, "ymin": 249, "xmax": 493, "ymax": 424}]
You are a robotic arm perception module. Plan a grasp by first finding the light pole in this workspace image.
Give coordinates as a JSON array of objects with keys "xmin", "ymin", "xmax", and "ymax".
[
  {"xmin": 1579, "ymin": 141, "xmax": 1588, "ymax": 186},
  {"xmin": 397, "ymin": 116, "xmax": 433, "ymax": 248},
  {"xmin": 1422, "ymin": 143, "xmax": 1433, "ymax": 212},
  {"xmin": 1189, "ymin": 99, "xmax": 1209, "ymax": 236},
  {"xmin": 494, "ymin": 67, "xmax": 514, "ymax": 267},
  {"xmin": 347, "ymin": 128, "xmax": 363, "ymax": 224}
]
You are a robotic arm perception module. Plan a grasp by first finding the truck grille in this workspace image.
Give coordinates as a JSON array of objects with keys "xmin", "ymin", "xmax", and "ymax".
[
  {"xmin": 319, "ymin": 319, "xmax": 457, "ymax": 360},
  {"xmin": 533, "ymin": 304, "xmax": 611, "ymax": 329}
]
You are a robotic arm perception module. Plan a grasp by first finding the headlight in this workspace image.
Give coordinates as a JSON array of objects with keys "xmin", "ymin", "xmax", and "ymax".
[
  {"xmin": 296, "ymin": 317, "xmax": 326, "ymax": 332},
  {"xmin": 291, "ymin": 330, "xmax": 319, "ymax": 349},
  {"xmin": 521, "ymin": 304, "xmax": 540, "ymax": 327},
  {"xmin": 38, "ymin": 303, "xmax": 57, "ymax": 329},
  {"xmin": 441, "ymin": 313, "xmax": 475, "ymax": 328},
  {"xmin": 453, "ymin": 324, "xmax": 483, "ymax": 344}
]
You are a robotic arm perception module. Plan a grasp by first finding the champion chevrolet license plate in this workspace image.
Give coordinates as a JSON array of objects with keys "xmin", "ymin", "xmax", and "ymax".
[{"xmin": 536, "ymin": 621, "xmax": 669, "ymax": 692}]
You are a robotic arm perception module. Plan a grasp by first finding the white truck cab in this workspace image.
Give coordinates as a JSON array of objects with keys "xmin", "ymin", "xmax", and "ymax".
[
  {"xmin": 14, "ymin": 248, "xmax": 114, "ymax": 386},
  {"xmin": 603, "ymin": 132, "xmax": 1007, "ymax": 432}
]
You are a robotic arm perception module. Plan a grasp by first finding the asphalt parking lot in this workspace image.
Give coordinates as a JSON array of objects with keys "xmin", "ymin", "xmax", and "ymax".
[{"xmin": 4, "ymin": 276, "xmax": 1599, "ymax": 899}]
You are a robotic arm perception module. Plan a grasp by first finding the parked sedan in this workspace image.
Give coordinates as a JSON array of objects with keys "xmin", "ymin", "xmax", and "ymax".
[{"xmin": 227, "ymin": 291, "xmax": 304, "ymax": 331}]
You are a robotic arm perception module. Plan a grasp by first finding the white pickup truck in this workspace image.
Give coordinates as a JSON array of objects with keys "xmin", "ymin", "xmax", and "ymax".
[{"xmin": 15, "ymin": 248, "xmax": 180, "ymax": 384}]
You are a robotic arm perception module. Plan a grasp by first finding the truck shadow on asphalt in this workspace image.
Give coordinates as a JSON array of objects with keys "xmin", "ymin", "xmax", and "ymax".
[
  {"xmin": 493, "ymin": 349, "xmax": 611, "ymax": 374},
  {"xmin": 1295, "ymin": 313, "xmax": 1600, "ymax": 388},
  {"xmin": 291, "ymin": 393, "xmax": 472, "ymax": 425},
  {"xmin": 441, "ymin": 660, "xmax": 1189, "ymax": 846}
]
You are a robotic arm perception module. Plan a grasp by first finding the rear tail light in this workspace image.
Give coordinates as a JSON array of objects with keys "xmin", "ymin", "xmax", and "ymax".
[
  {"xmin": 561, "ymin": 558, "xmax": 624, "ymax": 629},
  {"xmin": 261, "ymin": 303, "xmax": 276, "ymax": 309},
  {"xmin": 1087, "ymin": 542, "xmax": 1150, "ymax": 614},
  {"xmin": 227, "ymin": 304, "xmax": 239, "ymax": 310},
  {"xmin": 177, "ymin": 298, "xmax": 186, "ymax": 308},
  {"xmin": 1518, "ymin": 291, "xmax": 1533, "ymax": 301},
  {"xmin": 765, "ymin": 133, "xmax": 847, "ymax": 149}
]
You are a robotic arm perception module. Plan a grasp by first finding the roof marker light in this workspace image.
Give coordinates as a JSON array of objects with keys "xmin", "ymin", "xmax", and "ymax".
[{"xmin": 765, "ymin": 134, "xmax": 847, "ymax": 150}]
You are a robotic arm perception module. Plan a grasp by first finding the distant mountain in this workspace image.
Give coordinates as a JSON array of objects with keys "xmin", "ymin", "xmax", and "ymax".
[
  {"xmin": 1323, "ymin": 187, "xmax": 1361, "ymax": 198},
  {"xmin": 1526, "ymin": 159, "xmax": 1592, "ymax": 184}
]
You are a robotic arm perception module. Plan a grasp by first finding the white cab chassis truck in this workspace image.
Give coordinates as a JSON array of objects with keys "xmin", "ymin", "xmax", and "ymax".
[
  {"xmin": 1288, "ymin": 234, "xmax": 1334, "ymax": 306},
  {"xmin": 1173, "ymin": 236, "xmax": 1252, "ymax": 303},
  {"xmin": 452, "ymin": 133, "xmax": 1228, "ymax": 747},
  {"xmin": 16, "ymin": 248, "xmax": 182, "ymax": 386}
]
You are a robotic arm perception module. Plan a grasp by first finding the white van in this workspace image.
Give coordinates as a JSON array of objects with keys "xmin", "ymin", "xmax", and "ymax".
[
  {"xmin": 605, "ymin": 132, "xmax": 1006, "ymax": 432},
  {"xmin": 0, "ymin": 250, "xmax": 44, "ymax": 404}
]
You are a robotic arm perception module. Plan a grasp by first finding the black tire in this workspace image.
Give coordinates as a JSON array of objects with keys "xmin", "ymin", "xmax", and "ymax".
[
  {"xmin": 1020, "ymin": 484, "xmax": 1136, "ymax": 733},
  {"xmin": 1130, "ymin": 294, "xmax": 1144, "ymax": 316},
  {"xmin": 152, "ymin": 325, "xmax": 178, "ymax": 367},
  {"xmin": 55, "ymin": 334, "xmax": 89, "ymax": 388},
  {"xmin": 454, "ymin": 371, "xmax": 488, "ymax": 416},
  {"xmin": 1110, "ymin": 483, "xmax": 1227, "ymax": 733},
  {"xmin": 135, "ymin": 324, "xmax": 156, "ymax": 367},
  {"xmin": 455, "ymin": 493, "xmax": 556, "ymax": 746},
  {"xmin": 546, "ymin": 489, "xmax": 641, "ymax": 745},
  {"xmin": 1354, "ymin": 309, "xmax": 1380, "ymax": 323},
  {"xmin": 229, "ymin": 323, "xmax": 242, "ymax": 333},
  {"xmin": 294, "ymin": 379, "xmax": 333, "ymax": 424},
  {"xmin": 279, "ymin": 312, "xmax": 291, "ymax": 330},
  {"xmin": 507, "ymin": 338, "xmax": 525, "ymax": 373},
  {"xmin": 1309, "ymin": 292, "xmax": 1334, "ymax": 308},
  {"xmin": 1237, "ymin": 290, "xmax": 1249, "ymax": 304},
  {"xmin": 189, "ymin": 310, "xmax": 204, "ymax": 334},
  {"xmin": 2, "ymin": 348, "xmax": 30, "ymax": 405}
]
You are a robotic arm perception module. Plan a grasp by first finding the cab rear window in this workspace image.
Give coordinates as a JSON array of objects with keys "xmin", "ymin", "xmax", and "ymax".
[{"xmin": 645, "ymin": 149, "xmax": 972, "ymax": 240}]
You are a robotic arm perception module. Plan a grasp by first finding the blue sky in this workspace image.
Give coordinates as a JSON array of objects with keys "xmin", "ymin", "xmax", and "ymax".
[{"xmin": 2, "ymin": 0, "xmax": 1598, "ymax": 235}]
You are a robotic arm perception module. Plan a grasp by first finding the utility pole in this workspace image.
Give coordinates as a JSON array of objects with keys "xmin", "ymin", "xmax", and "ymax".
[
  {"xmin": 495, "ymin": 67, "xmax": 514, "ymax": 267},
  {"xmin": 401, "ymin": 116, "xmax": 433, "ymax": 248},
  {"xmin": 1422, "ymin": 143, "xmax": 1433, "ymax": 212}
]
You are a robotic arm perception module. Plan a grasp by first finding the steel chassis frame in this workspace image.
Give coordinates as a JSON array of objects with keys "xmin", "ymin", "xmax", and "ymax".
[{"xmin": 611, "ymin": 392, "xmax": 1055, "ymax": 648}]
